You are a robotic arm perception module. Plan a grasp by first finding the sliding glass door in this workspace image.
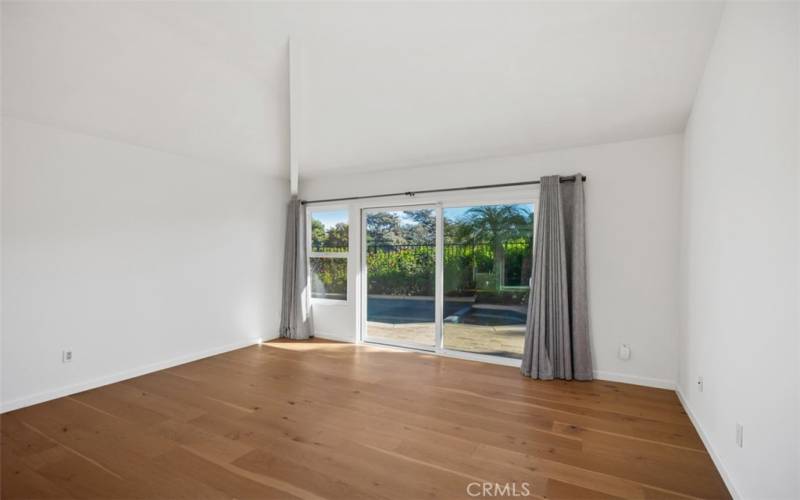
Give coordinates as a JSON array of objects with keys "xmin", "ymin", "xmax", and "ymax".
[
  {"xmin": 362, "ymin": 198, "xmax": 534, "ymax": 362},
  {"xmin": 442, "ymin": 203, "xmax": 533, "ymax": 359},
  {"xmin": 362, "ymin": 206, "xmax": 439, "ymax": 350}
]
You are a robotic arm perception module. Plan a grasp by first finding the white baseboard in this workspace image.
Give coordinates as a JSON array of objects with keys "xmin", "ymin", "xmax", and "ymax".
[
  {"xmin": 1, "ymin": 338, "xmax": 261, "ymax": 414},
  {"xmin": 313, "ymin": 337, "xmax": 676, "ymax": 389},
  {"xmin": 593, "ymin": 370, "xmax": 676, "ymax": 390},
  {"xmin": 313, "ymin": 332, "xmax": 356, "ymax": 343},
  {"xmin": 676, "ymin": 387, "xmax": 740, "ymax": 499}
]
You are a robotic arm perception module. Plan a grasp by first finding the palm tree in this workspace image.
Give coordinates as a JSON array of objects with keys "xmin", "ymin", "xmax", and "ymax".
[{"xmin": 462, "ymin": 205, "xmax": 531, "ymax": 290}]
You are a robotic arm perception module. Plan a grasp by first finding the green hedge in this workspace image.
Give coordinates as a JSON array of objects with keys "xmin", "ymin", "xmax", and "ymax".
[
  {"xmin": 368, "ymin": 242, "xmax": 531, "ymax": 297},
  {"xmin": 368, "ymin": 246, "xmax": 436, "ymax": 296},
  {"xmin": 309, "ymin": 258, "xmax": 347, "ymax": 298},
  {"xmin": 311, "ymin": 242, "xmax": 532, "ymax": 301}
]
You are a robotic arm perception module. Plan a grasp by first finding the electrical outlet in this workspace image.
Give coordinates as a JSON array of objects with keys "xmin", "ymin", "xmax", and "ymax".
[
  {"xmin": 736, "ymin": 423, "xmax": 744, "ymax": 448},
  {"xmin": 697, "ymin": 376, "xmax": 703, "ymax": 392},
  {"xmin": 618, "ymin": 344, "xmax": 631, "ymax": 360},
  {"xmin": 62, "ymin": 350, "xmax": 73, "ymax": 363}
]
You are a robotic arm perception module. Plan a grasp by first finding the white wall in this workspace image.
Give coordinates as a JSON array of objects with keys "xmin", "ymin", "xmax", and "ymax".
[
  {"xmin": 301, "ymin": 134, "xmax": 683, "ymax": 388},
  {"xmin": 797, "ymin": 4, "xmax": 800, "ymax": 488},
  {"xmin": 679, "ymin": 3, "xmax": 799, "ymax": 499},
  {"xmin": 1, "ymin": 117, "xmax": 287, "ymax": 411}
]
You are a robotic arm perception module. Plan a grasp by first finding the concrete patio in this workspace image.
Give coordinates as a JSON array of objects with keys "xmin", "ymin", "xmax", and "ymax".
[{"xmin": 366, "ymin": 321, "xmax": 525, "ymax": 359}]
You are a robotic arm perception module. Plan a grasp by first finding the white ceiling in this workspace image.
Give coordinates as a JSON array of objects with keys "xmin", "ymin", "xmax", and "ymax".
[{"xmin": 1, "ymin": 2, "xmax": 723, "ymax": 178}]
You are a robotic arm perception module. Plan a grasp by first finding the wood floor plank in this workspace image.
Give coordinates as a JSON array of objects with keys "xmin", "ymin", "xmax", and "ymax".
[
  {"xmin": 231, "ymin": 447, "xmax": 383, "ymax": 500},
  {"xmin": 0, "ymin": 436, "xmax": 71, "ymax": 500},
  {"xmin": 152, "ymin": 446, "xmax": 303, "ymax": 500},
  {"xmin": 1, "ymin": 340, "xmax": 731, "ymax": 499}
]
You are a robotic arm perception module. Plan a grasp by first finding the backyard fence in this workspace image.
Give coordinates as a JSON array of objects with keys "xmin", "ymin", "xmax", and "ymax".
[{"xmin": 315, "ymin": 241, "xmax": 530, "ymax": 257}]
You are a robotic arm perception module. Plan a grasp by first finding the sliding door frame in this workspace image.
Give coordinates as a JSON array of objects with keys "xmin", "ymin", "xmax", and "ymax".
[
  {"xmin": 360, "ymin": 203, "xmax": 442, "ymax": 351},
  {"xmin": 358, "ymin": 187, "xmax": 539, "ymax": 368}
]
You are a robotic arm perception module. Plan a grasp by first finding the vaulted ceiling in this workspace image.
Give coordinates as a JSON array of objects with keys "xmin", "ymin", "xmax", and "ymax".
[{"xmin": 1, "ymin": 2, "xmax": 723, "ymax": 178}]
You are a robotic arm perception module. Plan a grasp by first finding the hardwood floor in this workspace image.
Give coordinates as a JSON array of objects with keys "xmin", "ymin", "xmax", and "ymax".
[{"xmin": 1, "ymin": 339, "xmax": 730, "ymax": 499}]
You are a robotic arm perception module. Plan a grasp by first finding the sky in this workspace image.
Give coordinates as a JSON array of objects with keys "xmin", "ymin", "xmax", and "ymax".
[{"xmin": 311, "ymin": 209, "xmax": 348, "ymax": 229}]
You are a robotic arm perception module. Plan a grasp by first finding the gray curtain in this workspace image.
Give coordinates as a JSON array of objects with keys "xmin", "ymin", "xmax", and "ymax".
[
  {"xmin": 279, "ymin": 196, "xmax": 313, "ymax": 339},
  {"xmin": 521, "ymin": 174, "xmax": 592, "ymax": 380}
]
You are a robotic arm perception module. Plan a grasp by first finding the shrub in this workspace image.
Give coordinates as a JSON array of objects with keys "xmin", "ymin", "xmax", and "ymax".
[
  {"xmin": 366, "ymin": 242, "xmax": 531, "ymax": 297},
  {"xmin": 309, "ymin": 242, "xmax": 531, "ymax": 299}
]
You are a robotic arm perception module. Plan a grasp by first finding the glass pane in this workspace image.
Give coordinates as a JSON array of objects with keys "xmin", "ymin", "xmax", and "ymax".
[
  {"xmin": 310, "ymin": 209, "xmax": 348, "ymax": 253},
  {"xmin": 366, "ymin": 208, "xmax": 436, "ymax": 348},
  {"xmin": 310, "ymin": 257, "xmax": 347, "ymax": 301},
  {"xmin": 443, "ymin": 203, "xmax": 533, "ymax": 359}
]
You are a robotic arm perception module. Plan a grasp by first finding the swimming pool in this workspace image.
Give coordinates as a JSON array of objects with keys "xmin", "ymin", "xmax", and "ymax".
[{"xmin": 366, "ymin": 297, "xmax": 526, "ymax": 326}]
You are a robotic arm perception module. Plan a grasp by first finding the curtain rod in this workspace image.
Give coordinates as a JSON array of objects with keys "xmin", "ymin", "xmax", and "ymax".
[{"xmin": 300, "ymin": 174, "xmax": 586, "ymax": 205}]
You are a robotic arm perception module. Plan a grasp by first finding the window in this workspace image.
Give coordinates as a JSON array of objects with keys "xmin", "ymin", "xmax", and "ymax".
[{"xmin": 308, "ymin": 208, "xmax": 349, "ymax": 301}]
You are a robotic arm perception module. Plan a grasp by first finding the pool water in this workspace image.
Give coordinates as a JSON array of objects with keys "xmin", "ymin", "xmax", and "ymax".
[
  {"xmin": 366, "ymin": 297, "xmax": 526, "ymax": 326},
  {"xmin": 451, "ymin": 306, "xmax": 527, "ymax": 326}
]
